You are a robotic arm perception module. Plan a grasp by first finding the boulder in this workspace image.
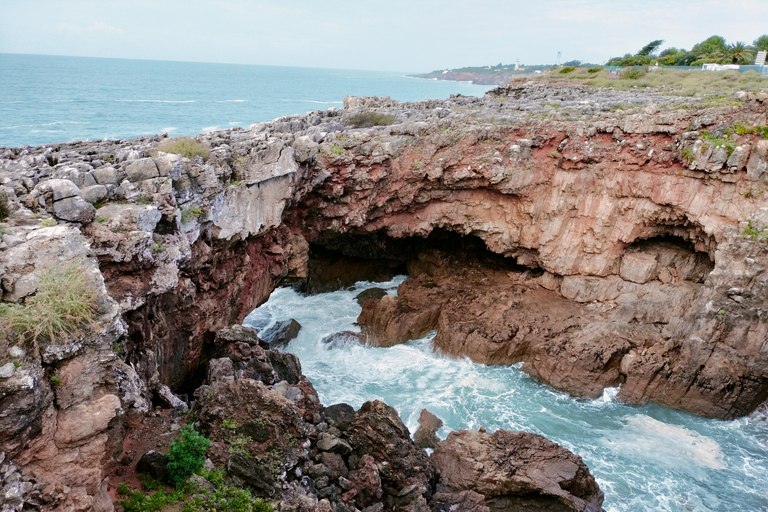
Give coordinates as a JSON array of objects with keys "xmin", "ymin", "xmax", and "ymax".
[
  {"xmin": 136, "ymin": 450, "xmax": 169, "ymax": 482},
  {"xmin": 53, "ymin": 195, "xmax": 96, "ymax": 223},
  {"xmin": 323, "ymin": 403, "xmax": 356, "ymax": 431},
  {"xmin": 432, "ymin": 429, "xmax": 604, "ymax": 512},
  {"xmin": 124, "ymin": 157, "xmax": 160, "ymax": 182},
  {"xmin": 260, "ymin": 318, "xmax": 302, "ymax": 349},
  {"xmin": 155, "ymin": 384, "xmax": 188, "ymax": 412}
]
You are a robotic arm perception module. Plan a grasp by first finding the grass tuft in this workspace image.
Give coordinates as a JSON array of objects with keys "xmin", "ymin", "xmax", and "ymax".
[
  {"xmin": 0, "ymin": 263, "xmax": 98, "ymax": 342},
  {"xmin": 157, "ymin": 137, "xmax": 209, "ymax": 160}
]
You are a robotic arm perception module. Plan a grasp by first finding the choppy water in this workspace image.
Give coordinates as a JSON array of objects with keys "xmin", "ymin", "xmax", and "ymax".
[
  {"xmin": 245, "ymin": 277, "xmax": 768, "ymax": 512},
  {"xmin": 0, "ymin": 54, "xmax": 492, "ymax": 148}
]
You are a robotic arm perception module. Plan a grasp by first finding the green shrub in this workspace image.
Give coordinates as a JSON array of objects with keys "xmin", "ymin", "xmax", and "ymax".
[
  {"xmin": 188, "ymin": 470, "xmax": 274, "ymax": 512},
  {"xmin": 150, "ymin": 241, "xmax": 167, "ymax": 254},
  {"xmin": 180, "ymin": 205, "xmax": 203, "ymax": 224},
  {"xmin": 700, "ymin": 130, "xmax": 736, "ymax": 156},
  {"xmin": 345, "ymin": 112, "xmax": 396, "ymax": 128},
  {"xmin": 587, "ymin": 67, "xmax": 604, "ymax": 73},
  {"xmin": 119, "ymin": 488, "xmax": 181, "ymax": 512},
  {"xmin": 167, "ymin": 424, "xmax": 211, "ymax": 488},
  {"xmin": 41, "ymin": 218, "xmax": 57, "ymax": 227},
  {"xmin": 559, "ymin": 66, "xmax": 576, "ymax": 74},
  {"xmin": 620, "ymin": 67, "xmax": 647, "ymax": 80},
  {"xmin": 0, "ymin": 263, "xmax": 97, "ymax": 342},
  {"xmin": 157, "ymin": 137, "xmax": 209, "ymax": 160},
  {"xmin": 0, "ymin": 195, "xmax": 9, "ymax": 221}
]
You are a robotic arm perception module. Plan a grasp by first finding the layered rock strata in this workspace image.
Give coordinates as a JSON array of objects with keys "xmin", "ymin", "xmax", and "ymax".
[{"xmin": 1, "ymin": 81, "xmax": 768, "ymax": 508}]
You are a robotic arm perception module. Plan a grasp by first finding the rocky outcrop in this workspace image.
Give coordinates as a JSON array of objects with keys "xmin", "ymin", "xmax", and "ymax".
[
  {"xmin": 3, "ymin": 80, "xmax": 768, "ymax": 507},
  {"xmin": 432, "ymin": 429, "xmax": 604, "ymax": 512}
]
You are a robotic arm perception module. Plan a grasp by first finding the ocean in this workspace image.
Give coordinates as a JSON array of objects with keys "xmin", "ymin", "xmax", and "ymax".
[{"xmin": 0, "ymin": 53, "xmax": 492, "ymax": 148}]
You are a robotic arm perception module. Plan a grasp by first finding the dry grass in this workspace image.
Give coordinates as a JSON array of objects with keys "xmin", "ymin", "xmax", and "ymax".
[
  {"xmin": 345, "ymin": 112, "xmax": 396, "ymax": 128},
  {"xmin": 0, "ymin": 263, "xmax": 98, "ymax": 342},
  {"xmin": 157, "ymin": 137, "xmax": 209, "ymax": 160}
]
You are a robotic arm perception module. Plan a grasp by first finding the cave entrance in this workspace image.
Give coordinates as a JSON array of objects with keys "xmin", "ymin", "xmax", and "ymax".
[{"xmin": 301, "ymin": 229, "xmax": 530, "ymax": 293}]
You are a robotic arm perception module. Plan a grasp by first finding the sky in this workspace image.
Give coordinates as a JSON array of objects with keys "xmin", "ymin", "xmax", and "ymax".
[{"xmin": 1, "ymin": 0, "xmax": 767, "ymax": 72}]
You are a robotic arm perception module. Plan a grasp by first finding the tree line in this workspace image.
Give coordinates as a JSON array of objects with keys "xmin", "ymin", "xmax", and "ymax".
[{"xmin": 606, "ymin": 35, "xmax": 768, "ymax": 67}]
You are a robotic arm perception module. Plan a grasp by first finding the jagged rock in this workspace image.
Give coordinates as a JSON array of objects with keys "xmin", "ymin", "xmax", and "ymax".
[
  {"xmin": 227, "ymin": 452, "xmax": 275, "ymax": 496},
  {"xmin": 413, "ymin": 409, "xmax": 443, "ymax": 450},
  {"xmin": 215, "ymin": 325, "xmax": 265, "ymax": 348},
  {"xmin": 136, "ymin": 451, "xmax": 169, "ymax": 482},
  {"xmin": 432, "ymin": 429, "xmax": 604, "ymax": 512},
  {"xmin": 346, "ymin": 401, "xmax": 435, "ymax": 502},
  {"xmin": 261, "ymin": 319, "xmax": 302, "ymax": 349}
]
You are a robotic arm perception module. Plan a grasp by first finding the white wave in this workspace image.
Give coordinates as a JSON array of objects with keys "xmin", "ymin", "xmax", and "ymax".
[
  {"xmin": 218, "ymin": 99, "xmax": 246, "ymax": 103},
  {"xmin": 202, "ymin": 126, "xmax": 219, "ymax": 133},
  {"xmin": 42, "ymin": 120, "xmax": 84, "ymax": 126},
  {"xmin": 604, "ymin": 415, "xmax": 726, "ymax": 470},
  {"xmin": 161, "ymin": 127, "xmax": 177, "ymax": 133},
  {"xmin": 115, "ymin": 99, "xmax": 196, "ymax": 103},
  {"xmin": 598, "ymin": 386, "xmax": 620, "ymax": 403},
  {"xmin": 228, "ymin": 122, "xmax": 242, "ymax": 126},
  {"xmin": 282, "ymin": 99, "xmax": 343, "ymax": 104}
]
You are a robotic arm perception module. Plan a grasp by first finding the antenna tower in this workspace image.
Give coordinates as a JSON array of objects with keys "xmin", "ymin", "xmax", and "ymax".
[{"xmin": 555, "ymin": 51, "xmax": 561, "ymax": 66}]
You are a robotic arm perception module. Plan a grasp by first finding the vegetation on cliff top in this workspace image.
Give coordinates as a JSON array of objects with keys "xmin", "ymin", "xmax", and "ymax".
[
  {"xmin": 606, "ymin": 35, "xmax": 768, "ymax": 67},
  {"xmin": 156, "ymin": 137, "xmax": 209, "ymax": 160},
  {"xmin": 0, "ymin": 263, "xmax": 98, "ymax": 342}
]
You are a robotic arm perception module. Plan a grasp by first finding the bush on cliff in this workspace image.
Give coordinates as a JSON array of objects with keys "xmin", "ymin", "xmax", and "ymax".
[
  {"xmin": 0, "ymin": 263, "xmax": 97, "ymax": 342},
  {"xmin": 0, "ymin": 195, "xmax": 9, "ymax": 221},
  {"xmin": 167, "ymin": 424, "xmax": 211, "ymax": 488},
  {"xmin": 346, "ymin": 111, "xmax": 396, "ymax": 128},
  {"xmin": 156, "ymin": 137, "xmax": 209, "ymax": 160}
]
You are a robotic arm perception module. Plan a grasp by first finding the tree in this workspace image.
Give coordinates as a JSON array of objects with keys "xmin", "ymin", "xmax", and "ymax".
[
  {"xmin": 638, "ymin": 40, "xmax": 664, "ymax": 56},
  {"xmin": 691, "ymin": 35, "xmax": 728, "ymax": 60},
  {"xmin": 754, "ymin": 35, "xmax": 768, "ymax": 52},
  {"xmin": 727, "ymin": 42, "xmax": 754, "ymax": 64}
]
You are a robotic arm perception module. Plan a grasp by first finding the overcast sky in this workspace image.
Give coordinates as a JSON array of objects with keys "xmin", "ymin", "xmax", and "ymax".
[{"xmin": 1, "ymin": 0, "xmax": 767, "ymax": 72}]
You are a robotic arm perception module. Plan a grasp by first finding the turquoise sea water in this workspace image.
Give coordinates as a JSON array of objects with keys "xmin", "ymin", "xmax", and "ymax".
[
  {"xmin": 246, "ymin": 279, "xmax": 768, "ymax": 512},
  {"xmin": 0, "ymin": 53, "xmax": 492, "ymax": 148}
]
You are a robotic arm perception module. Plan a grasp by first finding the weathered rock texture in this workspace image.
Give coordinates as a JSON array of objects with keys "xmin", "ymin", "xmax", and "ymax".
[{"xmin": 2, "ymin": 81, "xmax": 768, "ymax": 507}]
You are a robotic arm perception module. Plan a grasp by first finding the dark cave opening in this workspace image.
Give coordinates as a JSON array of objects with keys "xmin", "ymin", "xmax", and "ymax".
[{"xmin": 301, "ymin": 229, "xmax": 529, "ymax": 293}]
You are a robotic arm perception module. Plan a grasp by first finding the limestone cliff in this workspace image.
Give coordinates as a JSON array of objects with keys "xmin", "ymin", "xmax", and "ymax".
[{"xmin": 1, "ymin": 81, "xmax": 768, "ymax": 509}]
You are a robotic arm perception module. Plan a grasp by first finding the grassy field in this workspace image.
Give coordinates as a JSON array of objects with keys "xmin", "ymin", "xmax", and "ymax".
[{"xmin": 517, "ymin": 67, "xmax": 768, "ymax": 96}]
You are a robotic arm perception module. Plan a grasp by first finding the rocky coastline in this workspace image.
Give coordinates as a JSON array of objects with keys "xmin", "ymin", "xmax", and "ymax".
[{"xmin": 2, "ymin": 81, "xmax": 768, "ymax": 510}]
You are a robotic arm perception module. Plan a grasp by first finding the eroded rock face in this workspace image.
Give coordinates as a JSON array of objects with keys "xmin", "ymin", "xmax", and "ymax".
[
  {"xmin": 432, "ymin": 429, "xmax": 604, "ymax": 512},
  {"xmin": 2, "ymin": 81, "xmax": 768, "ymax": 507}
]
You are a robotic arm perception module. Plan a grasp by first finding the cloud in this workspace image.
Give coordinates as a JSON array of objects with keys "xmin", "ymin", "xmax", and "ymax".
[{"xmin": 55, "ymin": 21, "xmax": 126, "ymax": 35}]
